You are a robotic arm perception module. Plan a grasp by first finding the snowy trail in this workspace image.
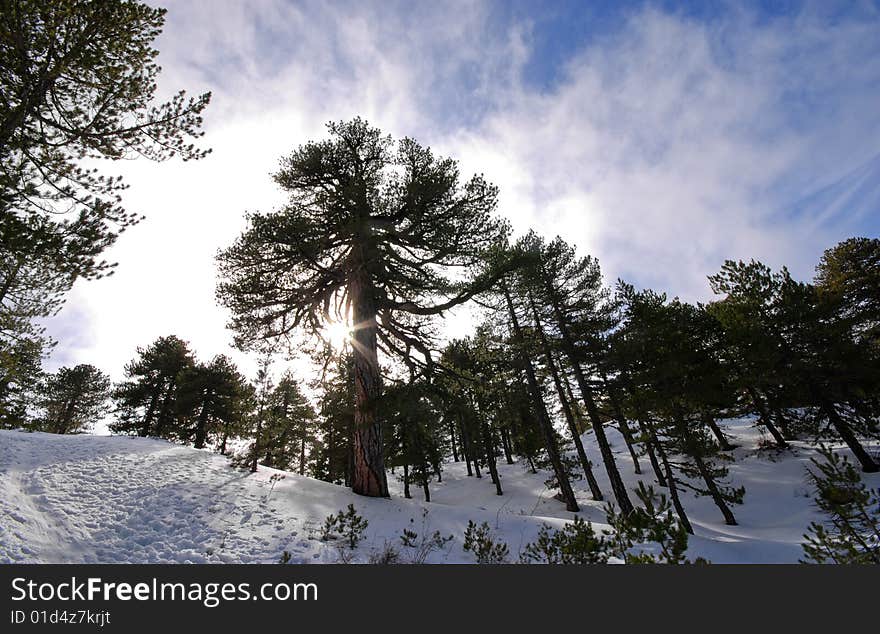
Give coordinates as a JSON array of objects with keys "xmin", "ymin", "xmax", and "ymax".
[
  {"xmin": 2, "ymin": 420, "xmax": 875, "ymax": 563},
  {"xmin": 0, "ymin": 433, "xmax": 319, "ymax": 563}
]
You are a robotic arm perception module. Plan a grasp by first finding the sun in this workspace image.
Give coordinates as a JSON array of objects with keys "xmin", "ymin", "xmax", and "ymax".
[{"xmin": 322, "ymin": 319, "xmax": 351, "ymax": 350}]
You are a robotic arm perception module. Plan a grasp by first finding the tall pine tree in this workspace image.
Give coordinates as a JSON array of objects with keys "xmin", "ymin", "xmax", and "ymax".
[{"xmin": 217, "ymin": 118, "xmax": 509, "ymax": 497}]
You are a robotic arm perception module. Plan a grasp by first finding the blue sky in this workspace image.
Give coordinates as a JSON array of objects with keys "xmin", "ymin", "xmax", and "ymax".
[{"xmin": 44, "ymin": 0, "xmax": 880, "ymax": 381}]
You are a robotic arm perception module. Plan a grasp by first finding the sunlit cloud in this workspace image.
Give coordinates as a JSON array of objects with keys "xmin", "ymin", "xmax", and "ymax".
[{"xmin": 43, "ymin": 0, "xmax": 880, "ymax": 385}]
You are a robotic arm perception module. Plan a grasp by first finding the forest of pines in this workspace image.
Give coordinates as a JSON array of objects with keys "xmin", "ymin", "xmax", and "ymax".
[{"xmin": 1, "ymin": 0, "xmax": 878, "ymax": 565}]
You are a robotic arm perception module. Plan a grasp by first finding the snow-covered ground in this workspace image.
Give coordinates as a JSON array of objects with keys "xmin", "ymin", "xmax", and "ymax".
[{"xmin": 1, "ymin": 419, "xmax": 876, "ymax": 563}]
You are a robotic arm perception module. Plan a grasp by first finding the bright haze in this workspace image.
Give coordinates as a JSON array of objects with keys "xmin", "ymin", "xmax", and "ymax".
[{"xmin": 44, "ymin": 0, "xmax": 880, "ymax": 385}]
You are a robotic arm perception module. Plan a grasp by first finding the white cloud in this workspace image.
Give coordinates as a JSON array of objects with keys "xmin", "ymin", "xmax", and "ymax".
[{"xmin": 43, "ymin": 1, "xmax": 880, "ymax": 382}]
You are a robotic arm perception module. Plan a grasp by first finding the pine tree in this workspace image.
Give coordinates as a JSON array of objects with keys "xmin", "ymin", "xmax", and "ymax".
[
  {"xmin": 815, "ymin": 237, "xmax": 880, "ymax": 346},
  {"xmin": 260, "ymin": 372, "xmax": 318, "ymax": 473},
  {"xmin": 1, "ymin": 0, "xmax": 210, "ymax": 285},
  {"xmin": 439, "ymin": 337, "xmax": 502, "ymax": 494},
  {"xmin": 177, "ymin": 355, "xmax": 253, "ymax": 452},
  {"xmin": 802, "ymin": 446, "xmax": 880, "ymax": 564},
  {"xmin": 519, "ymin": 233, "xmax": 632, "ymax": 514},
  {"xmin": 493, "ymin": 280, "xmax": 579, "ymax": 511},
  {"xmin": 216, "ymin": 118, "xmax": 509, "ymax": 497},
  {"xmin": 313, "ymin": 352, "xmax": 355, "ymax": 485},
  {"xmin": 384, "ymin": 375, "xmax": 445, "ymax": 502},
  {"xmin": 33, "ymin": 363, "xmax": 110, "ymax": 434},
  {"xmin": 775, "ymin": 275, "xmax": 879, "ymax": 472},
  {"xmin": 707, "ymin": 260, "xmax": 796, "ymax": 446},
  {"xmin": 615, "ymin": 285, "xmax": 744, "ymax": 527},
  {"xmin": 0, "ymin": 326, "xmax": 42, "ymax": 428},
  {"xmin": 0, "ymin": 249, "xmax": 69, "ymax": 427},
  {"xmin": 248, "ymin": 354, "xmax": 273, "ymax": 473},
  {"xmin": 111, "ymin": 335, "xmax": 194, "ymax": 438}
]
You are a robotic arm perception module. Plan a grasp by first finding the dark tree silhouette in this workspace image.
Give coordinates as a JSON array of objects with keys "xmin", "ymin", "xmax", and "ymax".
[
  {"xmin": 34, "ymin": 363, "xmax": 110, "ymax": 434},
  {"xmin": 217, "ymin": 118, "xmax": 509, "ymax": 497}
]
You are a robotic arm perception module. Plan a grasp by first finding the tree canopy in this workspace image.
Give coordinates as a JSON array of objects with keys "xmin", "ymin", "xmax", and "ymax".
[{"xmin": 217, "ymin": 118, "xmax": 510, "ymax": 497}]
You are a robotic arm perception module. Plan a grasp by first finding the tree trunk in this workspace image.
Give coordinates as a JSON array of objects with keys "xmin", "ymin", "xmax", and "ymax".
[
  {"xmin": 140, "ymin": 387, "xmax": 161, "ymax": 437},
  {"xmin": 154, "ymin": 381, "xmax": 175, "ymax": 439},
  {"xmin": 420, "ymin": 454, "xmax": 432, "ymax": 502},
  {"xmin": 220, "ymin": 423, "xmax": 229, "ymax": 455},
  {"xmin": 761, "ymin": 388, "xmax": 794, "ymax": 438},
  {"xmin": 458, "ymin": 413, "xmax": 473, "ymax": 477},
  {"xmin": 561, "ymin": 371, "xmax": 585, "ymax": 434},
  {"xmin": 480, "ymin": 415, "xmax": 503, "ymax": 496},
  {"xmin": 619, "ymin": 376, "xmax": 667, "ymax": 486},
  {"xmin": 701, "ymin": 411, "xmax": 734, "ymax": 451},
  {"xmin": 637, "ymin": 417, "xmax": 667, "ymax": 487},
  {"xmin": 449, "ymin": 420, "xmax": 459, "ymax": 462},
  {"xmin": 349, "ymin": 272, "xmax": 389, "ymax": 497},
  {"xmin": 541, "ymin": 279, "xmax": 633, "ymax": 514},
  {"xmin": 194, "ymin": 401, "xmax": 210, "ymax": 449},
  {"xmin": 693, "ymin": 453, "xmax": 738, "ymax": 525},
  {"xmin": 528, "ymin": 292, "xmax": 603, "ymax": 500},
  {"xmin": 746, "ymin": 385, "xmax": 787, "ymax": 448},
  {"xmin": 504, "ymin": 283, "xmax": 578, "ymax": 512},
  {"xmin": 500, "ymin": 427, "xmax": 514, "ymax": 465},
  {"xmin": 819, "ymin": 396, "xmax": 878, "ymax": 472},
  {"xmin": 56, "ymin": 397, "xmax": 77, "ymax": 435},
  {"xmin": 553, "ymin": 324, "xmax": 632, "ymax": 513},
  {"xmin": 657, "ymin": 440, "xmax": 692, "ymax": 534},
  {"xmin": 421, "ymin": 469, "xmax": 431, "ymax": 502},
  {"xmin": 412, "ymin": 422, "xmax": 432, "ymax": 502},
  {"xmin": 599, "ymin": 370, "xmax": 642, "ymax": 474},
  {"xmin": 251, "ymin": 403, "xmax": 263, "ymax": 473},
  {"xmin": 533, "ymin": 332, "xmax": 602, "ymax": 499}
]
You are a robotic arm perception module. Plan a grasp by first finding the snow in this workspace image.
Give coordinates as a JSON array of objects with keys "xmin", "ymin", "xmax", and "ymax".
[{"xmin": 1, "ymin": 419, "xmax": 877, "ymax": 563}]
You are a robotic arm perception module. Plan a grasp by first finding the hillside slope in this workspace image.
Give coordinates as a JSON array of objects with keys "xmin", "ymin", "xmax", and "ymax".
[{"xmin": 1, "ymin": 419, "xmax": 874, "ymax": 563}]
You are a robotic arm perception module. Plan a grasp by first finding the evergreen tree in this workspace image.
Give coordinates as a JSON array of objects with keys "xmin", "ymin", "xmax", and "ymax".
[
  {"xmin": 313, "ymin": 352, "xmax": 355, "ymax": 485},
  {"xmin": 815, "ymin": 237, "xmax": 880, "ymax": 346},
  {"xmin": 616, "ymin": 285, "xmax": 745, "ymax": 527},
  {"xmin": 384, "ymin": 375, "xmax": 445, "ymax": 502},
  {"xmin": 712, "ymin": 258, "xmax": 879, "ymax": 470},
  {"xmin": 1, "ymin": 0, "xmax": 210, "ymax": 285},
  {"xmin": 479, "ymin": 278, "xmax": 580, "ymax": 511},
  {"xmin": 111, "ymin": 335, "xmax": 194, "ymax": 438},
  {"xmin": 440, "ymin": 333, "xmax": 514, "ymax": 497},
  {"xmin": 217, "ymin": 118, "xmax": 509, "ymax": 497},
  {"xmin": 261, "ymin": 372, "xmax": 318, "ymax": 474},
  {"xmin": 802, "ymin": 446, "xmax": 880, "ymax": 564},
  {"xmin": 518, "ymin": 233, "xmax": 631, "ymax": 513},
  {"xmin": 33, "ymin": 363, "xmax": 110, "ymax": 434},
  {"xmin": 775, "ymin": 275, "xmax": 879, "ymax": 471},
  {"xmin": 177, "ymin": 354, "xmax": 253, "ymax": 452},
  {"xmin": 708, "ymin": 260, "xmax": 797, "ymax": 445},
  {"xmin": 0, "ymin": 326, "xmax": 42, "ymax": 428},
  {"xmin": 247, "ymin": 354, "xmax": 273, "ymax": 473},
  {"xmin": 0, "ymin": 247, "xmax": 70, "ymax": 427}
]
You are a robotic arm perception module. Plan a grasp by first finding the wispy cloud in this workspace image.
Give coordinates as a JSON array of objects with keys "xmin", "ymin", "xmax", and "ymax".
[{"xmin": 44, "ymin": 0, "xmax": 880, "ymax": 379}]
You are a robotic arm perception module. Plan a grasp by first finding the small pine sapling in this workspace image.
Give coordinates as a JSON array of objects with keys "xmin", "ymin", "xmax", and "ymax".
[
  {"xmin": 463, "ymin": 520, "xmax": 509, "ymax": 564},
  {"xmin": 801, "ymin": 446, "xmax": 880, "ymax": 564},
  {"xmin": 518, "ymin": 483, "xmax": 707, "ymax": 564},
  {"xmin": 321, "ymin": 504, "xmax": 369, "ymax": 549},
  {"xmin": 605, "ymin": 482, "xmax": 703, "ymax": 564},
  {"xmin": 520, "ymin": 516, "xmax": 610, "ymax": 564}
]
